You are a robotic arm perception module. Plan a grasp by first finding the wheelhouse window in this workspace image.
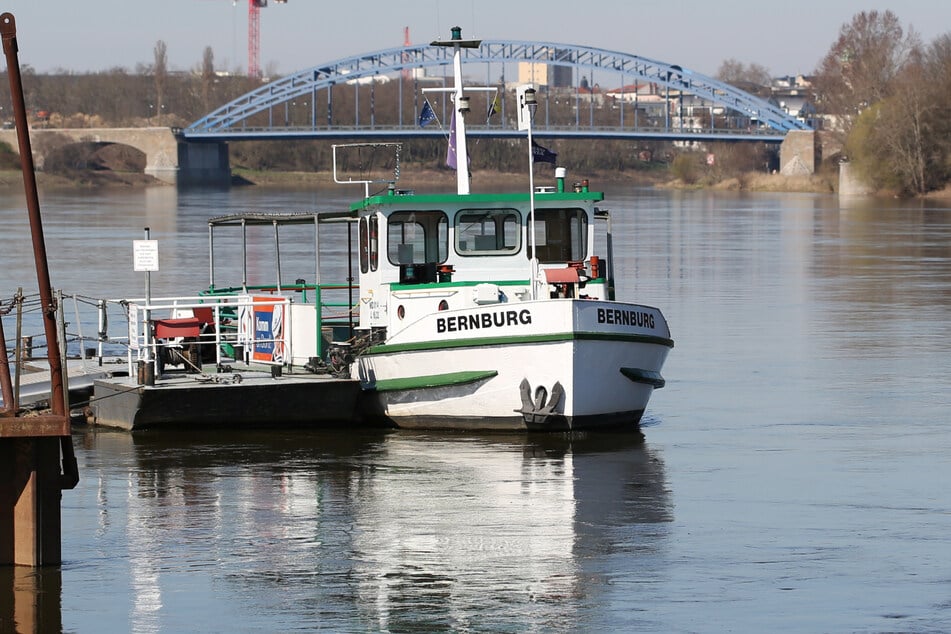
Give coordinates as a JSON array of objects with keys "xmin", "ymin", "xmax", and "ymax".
[
  {"xmin": 455, "ymin": 208, "xmax": 521, "ymax": 256},
  {"xmin": 359, "ymin": 216, "xmax": 369, "ymax": 273},
  {"xmin": 530, "ymin": 208, "xmax": 588, "ymax": 263},
  {"xmin": 387, "ymin": 211, "xmax": 448, "ymax": 265},
  {"xmin": 369, "ymin": 215, "xmax": 379, "ymax": 271},
  {"xmin": 359, "ymin": 214, "xmax": 380, "ymax": 272}
]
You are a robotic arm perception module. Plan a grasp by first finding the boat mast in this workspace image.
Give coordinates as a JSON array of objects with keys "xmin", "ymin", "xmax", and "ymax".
[
  {"xmin": 517, "ymin": 84, "xmax": 540, "ymax": 299},
  {"xmin": 431, "ymin": 26, "xmax": 480, "ymax": 195}
]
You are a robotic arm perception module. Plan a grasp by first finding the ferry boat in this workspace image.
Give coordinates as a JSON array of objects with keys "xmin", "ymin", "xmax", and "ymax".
[
  {"xmin": 94, "ymin": 27, "xmax": 673, "ymax": 432},
  {"xmin": 338, "ymin": 27, "xmax": 673, "ymax": 430}
]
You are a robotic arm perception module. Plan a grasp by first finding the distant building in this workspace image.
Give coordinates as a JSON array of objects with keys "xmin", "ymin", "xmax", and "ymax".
[
  {"xmin": 518, "ymin": 62, "xmax": 548, "ymax": 87},
  {"xmin": 551, "ymin": 49, "xmax": 573, "ymax": 88},
  {"xmin": 516, "ymin": 49, "xmax": 574, "ymax": 88},
  {"xmin": 604, "ymin": 82, "xmax": 661, "ymax": 102},
  {"xmin": 770, "ymin": 74, "xmax": 818, "ymax": 128}
]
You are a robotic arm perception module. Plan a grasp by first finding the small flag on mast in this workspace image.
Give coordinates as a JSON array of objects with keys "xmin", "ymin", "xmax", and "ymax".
[
  {"xmin": 418, "ymin": 101, "xmax": 437, "ymax": 127},
  {"xmin": 486, "ymin": 93, "xmax": 501, "ymax": 119},
  {"xmin": 531, "ymin": 139, "xmax": 557, "ymax": 165}
]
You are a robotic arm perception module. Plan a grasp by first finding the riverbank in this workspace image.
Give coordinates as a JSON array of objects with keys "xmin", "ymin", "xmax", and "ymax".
[
  {"xmin": 233, "ymin": 166, "xmax": 843, "ymax": 195},
  {"xmin": 0, "ymin": 168, "xmax": 162, "ymax": 189},
  {"xmin": 0, "ymin": 165, "xmax": 924, "ymax": 197}
]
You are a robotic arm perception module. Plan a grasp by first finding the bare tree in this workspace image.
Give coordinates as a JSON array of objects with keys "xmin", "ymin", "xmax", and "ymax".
[
  {"xmin": 875, "ymin": 57, "xmax": 931, "ymax": 194},
  {"xmin": 813, "ymin": 10, "xmax": 920, "ymax": 137},
  {"xmin": 924, "ymin": 33, "xmax": 951, "ymax": 142},
  {"xmin": 201, "ymin": 46, "xmax": 215, "ymax": 112},
  {"xmin": 153, "ymin": 40, "xmax": 168, "ymax": 125},
  {"xmin": 845, "ymin": 40, "xmax": 951, "ymax": 196},
  {"xmin": 716, "ymin": 58, "xmax": 772, "ymax": 96},
  {"xmin": 921, "ymin": 34, "xmax": 951, "ymax": 187}
]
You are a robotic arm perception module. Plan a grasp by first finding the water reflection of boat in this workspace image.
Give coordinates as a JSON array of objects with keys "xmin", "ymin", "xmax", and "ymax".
[
  {"xmin": 74, "ymin": 429, "xmax": 670, "ymax": 630},
  {"xmin": 347, "ymin": 431, "xmax": 672, "ymax": 629}
]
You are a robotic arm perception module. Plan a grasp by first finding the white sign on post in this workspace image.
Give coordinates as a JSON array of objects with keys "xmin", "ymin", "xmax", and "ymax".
[
  {"xmin": 516, "ymin": 84, "xmax": 534, "ymax": 131},
  {"xmin": 127, "ymin": 302, "xmax": 139, "ymax": 350},
  {"xmin": 133, "ymin": 239, "xmax": 159, "ymax": 272}
]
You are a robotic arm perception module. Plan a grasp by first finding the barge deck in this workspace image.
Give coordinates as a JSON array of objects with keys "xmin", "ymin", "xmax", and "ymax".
[{"xmin": 90, "ymin": 365, "xmax": 366, "ymax": 431}]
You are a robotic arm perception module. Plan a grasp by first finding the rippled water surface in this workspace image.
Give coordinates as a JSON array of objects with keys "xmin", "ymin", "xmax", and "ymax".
[{"xmin": 2, "ymin": 184, "xmax": 951, "ymax": 632}]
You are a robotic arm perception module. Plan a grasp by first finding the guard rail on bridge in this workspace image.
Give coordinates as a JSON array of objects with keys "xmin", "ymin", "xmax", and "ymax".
[{"xmin": 185, "ymin": 38, "xmax": 811, "ymax": 143}]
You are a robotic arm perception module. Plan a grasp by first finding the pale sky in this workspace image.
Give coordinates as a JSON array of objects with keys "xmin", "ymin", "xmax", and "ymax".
[{"xmin": 1, "ymin": 1, "xmax": 947, "ymax": 78}]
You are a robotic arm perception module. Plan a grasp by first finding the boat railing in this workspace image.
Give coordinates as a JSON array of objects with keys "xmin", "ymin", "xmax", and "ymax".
[
  {"xmin": 3, "ymin": 289, "xmax": 120, "ymax": 366},
  {"xmin": 201, "ymin": 282, "xmax": 359, "ymax": 356},
  {"xmin": 120, "ymin": 294, "xmax": 283, "ymax": 378},
  {"xmin": 119, "ymin": 284, "xmax": 358, "ymax": 379}
]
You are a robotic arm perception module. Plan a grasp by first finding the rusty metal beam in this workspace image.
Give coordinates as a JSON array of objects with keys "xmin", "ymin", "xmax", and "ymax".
[{"xmin": 0, "ymin": 417, "xmax": 71, "ymax": 438}]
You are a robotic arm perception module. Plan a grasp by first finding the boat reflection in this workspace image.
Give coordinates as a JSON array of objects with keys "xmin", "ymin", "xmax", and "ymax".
[
  {"xmin": 71, "ymin": 428, "xmax": 670, "ymax": 630},
  {"xmin": 347, "ymin": 431, "xmax": 672, "ymax": 631}
]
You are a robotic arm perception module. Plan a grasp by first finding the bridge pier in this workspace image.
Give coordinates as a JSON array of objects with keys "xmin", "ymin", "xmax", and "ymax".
[
  {"xmin": 780, "ymin": 129, "xmax": 818, "ymax": 176},
  {"xmin": 838, "ymin": 160, "xmax": 872, "ymax": 196},
  {"xmin": 0, "ymin": 128, "xmax": 231, "ymax": 188},
  {"xmin": 176, "ymin": 141, "xmax": 231, "ymax": 187}
]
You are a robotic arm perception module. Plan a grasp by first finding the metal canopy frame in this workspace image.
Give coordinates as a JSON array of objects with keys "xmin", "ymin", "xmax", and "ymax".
[{"xmin": 207, "ymin": 211, "xmax": 354, "ymax": 292}]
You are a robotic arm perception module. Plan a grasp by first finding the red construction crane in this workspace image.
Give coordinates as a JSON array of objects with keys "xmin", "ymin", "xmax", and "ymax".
[
  {"xmin": 247, "ymin": 0, "xmax": 286, "ymax": 78},
  {"xmin": 402, "ymin": 26, "xmax": 411, "ymax": 81}
]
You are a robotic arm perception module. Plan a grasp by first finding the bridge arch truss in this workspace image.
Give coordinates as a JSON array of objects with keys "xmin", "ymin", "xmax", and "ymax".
[{"xmin": 185, "ymin": 39, "xmax": 811, "ymax": 142}]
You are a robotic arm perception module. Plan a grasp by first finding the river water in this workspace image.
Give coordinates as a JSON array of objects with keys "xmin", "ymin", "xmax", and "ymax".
[{"xmin": 1, "ymin": 181, "xmax": 950, "ymax": 632}]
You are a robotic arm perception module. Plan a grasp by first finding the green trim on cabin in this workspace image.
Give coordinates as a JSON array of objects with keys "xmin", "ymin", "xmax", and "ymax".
[
  {"xmin": 364, "ymin": 331, "xmax": 674, "ymax": 356},
  {"xmin": 350, "ymin": 190, "xmax": 604, "ymax": 212},
  {"xmin": 620, "ymin": 367, "xmax": 666, "ymax": 389},
  {"xmin": 372, "ymin": 370, "xmax": 498, "ymax": 392}
]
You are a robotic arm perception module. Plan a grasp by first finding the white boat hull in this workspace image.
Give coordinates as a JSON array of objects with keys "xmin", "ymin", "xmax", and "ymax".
[{"xmin": 355, "ymin": 299, "xmax": 672, "ymax": 430}]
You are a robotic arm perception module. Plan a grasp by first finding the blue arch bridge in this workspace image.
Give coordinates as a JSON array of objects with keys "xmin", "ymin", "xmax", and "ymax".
[
  {"xmin": 187, "ymin": 37, "xmax": 810, "ymax": 141},
  {"xmin": 2, "ymin": 38, "xmax": 816, "ymax": 186}
]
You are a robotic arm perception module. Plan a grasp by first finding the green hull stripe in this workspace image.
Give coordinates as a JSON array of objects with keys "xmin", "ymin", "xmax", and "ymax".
[
  {"xmin": 620, "ymin": 367, "xmax": 666, "ymax": 388},
  {"xmin": 365, "ymin": 331, "xmax": 674, "ymax": 356},
  {"xmin": 373, "ymin": 370, "xmax": 498, "ymax": 392}
]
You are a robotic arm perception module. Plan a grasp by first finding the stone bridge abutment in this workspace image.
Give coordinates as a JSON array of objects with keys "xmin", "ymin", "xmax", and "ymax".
[{"xmin": 0, "ymin": 127, "xmax": 230, "ymax": 187}]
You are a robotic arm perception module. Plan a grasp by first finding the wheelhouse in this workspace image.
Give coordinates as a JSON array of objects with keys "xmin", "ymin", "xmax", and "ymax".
[{"xmin": 351, "ymin": 182, "xmax": 610, "ymax": 332}]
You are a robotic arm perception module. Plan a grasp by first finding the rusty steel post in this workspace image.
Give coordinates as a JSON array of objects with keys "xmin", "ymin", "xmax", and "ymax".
[
  {"xmin": 1, "ymin": 13, "xmax": 66, "ymax": 418},
  {"xmin": 0, "ymin": 12, "xmax": 76, "ymax": 568}
]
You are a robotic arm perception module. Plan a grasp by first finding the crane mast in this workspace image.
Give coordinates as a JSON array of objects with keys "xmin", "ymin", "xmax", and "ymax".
[
  {"xmin": 248, "ymin": 0, "xmax": 262, "ymax": 78},
  {"xmin": 246, "ymin": 0, "xmax": 285, "ymax": 79}
]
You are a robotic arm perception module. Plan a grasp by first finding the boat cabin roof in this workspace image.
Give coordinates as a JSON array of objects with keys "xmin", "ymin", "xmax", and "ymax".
[{"xmin": 349, "ymin": 189, "xmax": 604, "ymax": 213}]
